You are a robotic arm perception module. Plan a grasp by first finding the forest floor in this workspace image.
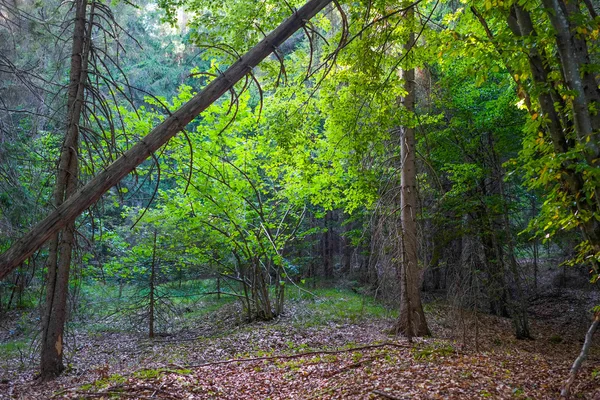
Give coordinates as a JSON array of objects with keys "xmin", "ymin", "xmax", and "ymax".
[{"xmin": 1, "ymin": 280, "xmax": 599, "ymax": 399}]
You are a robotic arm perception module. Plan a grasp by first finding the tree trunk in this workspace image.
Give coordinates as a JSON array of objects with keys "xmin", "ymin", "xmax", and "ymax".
[
  {"xmin": 40, "ymin": 0, "xmax": 90, "ymax": 379},
  {"xmin": 539, "ymin": 0, "xmax": 600, "ymax": 253},
  {"xmin": 0, "ymin": 0, "xmax": 334, "ymax": 279},
  {"xmin": 323, "ymin": 210, "xmax": 334, "ymax": 280},
  {"xmin": 394, "ymin": 6, "xmax": 429, "ymax": 337},
  {"xmin": 510, "ymin": 3, "xmax": 600, "ymax": 260},
  {"xmin": 149, "ymin": 230, "xmax": 157, "ymax": 339}
]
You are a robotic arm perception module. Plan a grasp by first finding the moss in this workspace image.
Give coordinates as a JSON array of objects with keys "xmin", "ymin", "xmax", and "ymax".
[{"xmin": 412, "ymin": 343, "xmax": 455, "ymax": 360}]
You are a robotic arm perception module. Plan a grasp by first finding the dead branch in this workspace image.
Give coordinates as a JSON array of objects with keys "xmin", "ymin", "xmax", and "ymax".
[
  {"xmin": 560, "ymin": 311, "xmax": 600, "ymax": 399},
  {"xmin": 176, "ymin": 341, "xmax": 412, "ymax": 369}
]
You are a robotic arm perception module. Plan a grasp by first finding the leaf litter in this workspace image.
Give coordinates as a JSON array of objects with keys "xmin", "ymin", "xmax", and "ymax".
[{"xmin": 1, "ymin": 292, "xmax": 599, "ymax": 399}]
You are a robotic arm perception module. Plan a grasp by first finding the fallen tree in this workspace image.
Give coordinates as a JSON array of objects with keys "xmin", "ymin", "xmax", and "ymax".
[{"xmin": 0, "ymin": 0, "xmax": 332, "ymax": 279}]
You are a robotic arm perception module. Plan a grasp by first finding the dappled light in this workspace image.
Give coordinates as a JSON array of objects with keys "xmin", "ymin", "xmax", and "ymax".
[{"xmin": 0, "ymin": 0, "xmax": 599, "ymax": 398}]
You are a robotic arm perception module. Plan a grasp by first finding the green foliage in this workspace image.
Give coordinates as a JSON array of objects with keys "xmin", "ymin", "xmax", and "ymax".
[
  {"xmin": 288, "ymin": 286, "xmax": 396, "ymax": 327},
  {"xmin": 133, "ymin": 368, "xmax": 192, "ymax": 379},
  {"xmin": 411, "ymin": 343, "xmax": 455, "ymax": 360}
]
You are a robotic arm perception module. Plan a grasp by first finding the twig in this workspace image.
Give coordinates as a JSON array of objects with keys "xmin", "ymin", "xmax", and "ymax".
[
  {"xmin": 176, "ymin": 342, "xmax": 412, "ymax": 368},
  {"xmin": 323, "ymin": 356, "xmax": 375, "ymax": 377},
  {"xmin": 560, "ymin": 311, "xmax": 600, "ymax": 399}
]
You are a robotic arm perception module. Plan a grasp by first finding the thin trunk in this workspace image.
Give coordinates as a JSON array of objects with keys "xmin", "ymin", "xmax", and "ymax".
[
  {"xmin": 560, "ymin": 311, "xmax": 600, "ymax": 398},
  {"xmin": 394, "ymin": 6, "xmax": 429, "ymax": 337},
  {"xmin": 216, "ymin": 276, "xmax": 221, "ymax": 300},
  {"xmin": 533, "ymin": 240, "xmax": 538, "ymax": 290},
  {"xmin": 40, "ymin": 0, "xmax": 90, "ymax": 379},
  {"xmin": 531, "ymin": 197, "xmax": 538, "ymax": 291},
  {"xmin": 480, "ymin": 216, "xmax": 510, "ymax": 318},
  {"xmin": 470, "ymin": 6, "xmax": 533, "ymax": 113},
  {"xmin": 7, "ymin": 272, "xmax": 18, "ymax": 310},
  {"xmin": 322, "ymin": 211, "xmax": 334, "ymax": 280},
  {"xmin": 149, "ymin": 230, "xmax": 157, "ymax": 339},
  {"xmin": 489, "ymin": 133, "xmax": 531, "ymax": 339},
  {"xmin": 341, "ymin": 219, "xmax": 352, "ymax": 275},
  {"xmin": 0, "ymin": 0, "xmax": 334, "ymax": 278}
]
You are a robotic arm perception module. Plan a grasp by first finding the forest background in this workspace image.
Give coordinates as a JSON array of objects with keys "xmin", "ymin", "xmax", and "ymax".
[{"xmin": 0, "ymin": 0, "xmax": 599, "ymax": 398}]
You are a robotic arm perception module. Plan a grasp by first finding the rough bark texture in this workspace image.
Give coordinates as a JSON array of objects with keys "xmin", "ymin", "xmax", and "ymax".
[
  {"xmin": 510, "ymin": 3, "xmax": 600, "ymax": 257},
  {"xmin": 538, "ymin": 0, "xmax": 600, "ymax": 252},
  {"xmin": 541, "ymin": 0, "xmax": 600, "ymax": 147},
  {"xmin": 395, "ymin": 6, "xmax": 429, "ymax": 338},
  {"xmin": 0, "ymin": 0, "xmax": 333, "ymax": 279},
  {"xmin": 40, "ymin": 0, "xmax": 89, "ymax": 379}
]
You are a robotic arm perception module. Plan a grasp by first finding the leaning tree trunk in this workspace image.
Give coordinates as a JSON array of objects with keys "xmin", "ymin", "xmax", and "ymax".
[
  {"xmin": 0, "ymin": 0, "xmax": 334, "ymax": 279},
  {"xmin": 394, "ymin": 5, "xmax": 429, "ymax": 338},
  {"xmin": 560, "ymin": 311, "xmax": 600, "ymax": 399},
  {"xmin": 40, "ymin": 0, "xmax": 90, "ymax": 380}
]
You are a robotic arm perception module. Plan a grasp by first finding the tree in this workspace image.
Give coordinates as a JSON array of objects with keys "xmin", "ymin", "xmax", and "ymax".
[
  {"xmin": 394, "ymin": 4, "xmax": 429, "ymax": 338},
  {"xmin": 40, "ymin": 0, "xmax": 90, "ymax": 379},
  {"xmin": 464, "ymin": 0, "xmax": 599, "ymax": 387},
  {"xmin": 0, "ymin": 0, "xmax": 334, "ymax": 279}
]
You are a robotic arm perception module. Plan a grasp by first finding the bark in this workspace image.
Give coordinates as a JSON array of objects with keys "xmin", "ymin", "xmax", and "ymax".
[
  {"xmin": 539, "ymin": 0, "xmax": 600, "ymax": 252},
  {"xmin": 40, "ymin": 0, "xmax": 90, "ymax": 379},
  {"xmin": 540, "ymin": 0, "xmax": 600, "ymax": 147},
  {"xmin": 582, "ymin": 0, "xmax": 597, "ymax": 19},
  {"xmin": 510, "ymin": 5, "xmax": 570, "ymax": 154},
  {"xmin": 394, "ymin": 6, "xmax": 429, "ymax": 338},
  {"xmin": 511, "ymin": 3, "xmax": 600, "ymax": 258},
  {"xmin": 0, "ymin": 0, "xmax": 333, "ymax": 279},
  {"xmin": 149, "ymin": 230, "xmax": 157, "ymax": 339},
  {"xmin": 341, "ymin": 220, "xmax": 352, "ymax": 275}
]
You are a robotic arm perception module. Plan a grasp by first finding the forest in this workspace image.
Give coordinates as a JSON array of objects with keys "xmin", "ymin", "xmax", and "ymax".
[{"xmin": 0, "ymin": 0, "xmax": 599, "ymax": 398}]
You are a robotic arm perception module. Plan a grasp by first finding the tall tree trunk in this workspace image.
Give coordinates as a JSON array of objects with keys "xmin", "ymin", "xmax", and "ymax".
[
  {"xmin": 341, "ymin": 219, "xmax": 352, "ymax": 275},
  {"xmin": 0, "ymin": 0, "xmax": 333, "ymax": 278},
  {"xmin": 40, "ymin": 0, "xmax": 90, "ymax": 380},
  {"xmin": 538, "ymin": 0, "xmax": 600, "ymax": 252},
  {"xmin": 394, "ymin": 6, "xmax": 429, "ymax": 337},
  {"xmin": 510, "ymin": 3, "xmax": 600, "ymax": 258}
]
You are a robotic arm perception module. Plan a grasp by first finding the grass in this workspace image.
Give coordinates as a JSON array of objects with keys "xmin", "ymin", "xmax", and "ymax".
[
  {"xmin": 1, "ymin": 278, "xmax": 394, "ymax": 372},
  {"xmin": 69, "ymin": 278, "xmax": 235, "ymax": 334},
  {"xmin": 133, "ymin": 368, "xmax": 192, "ymax": 379},
  {"xmin": 286, "ymin": 285, "xmax": 397, "ymax": 327}
]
